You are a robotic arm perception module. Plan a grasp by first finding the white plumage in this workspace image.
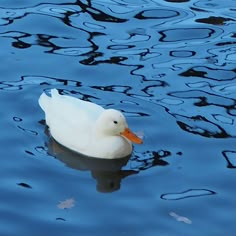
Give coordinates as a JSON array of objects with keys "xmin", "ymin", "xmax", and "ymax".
[{"xmin": 39, "ymin": 89, "xmax": 142, "ymax": 159}]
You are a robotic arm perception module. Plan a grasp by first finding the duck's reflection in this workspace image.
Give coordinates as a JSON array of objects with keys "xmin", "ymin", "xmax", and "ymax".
[{"xmin": 46, "ymin": 137, "xmax": 138, "ymax": 193}]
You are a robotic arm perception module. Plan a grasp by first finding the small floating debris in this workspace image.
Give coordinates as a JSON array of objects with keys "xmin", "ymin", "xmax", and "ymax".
[
  {"xmin": 57, "ymin": 198, "xmax": 75, "ymax": 210},
  {"xmin": 169, "ymin": 212, "xmax": 192, "ymax": 224}
]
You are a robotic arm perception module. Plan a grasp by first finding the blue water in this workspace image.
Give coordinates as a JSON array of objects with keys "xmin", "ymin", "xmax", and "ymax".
[{"xmin": 1, "ymin": 0, "xmax": 236, "ymax": 235}]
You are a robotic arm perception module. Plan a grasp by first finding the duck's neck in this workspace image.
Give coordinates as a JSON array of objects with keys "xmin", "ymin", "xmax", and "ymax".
[{"xmin": 94, "ymin": 126, "xmax": 114, "ymax": 139}]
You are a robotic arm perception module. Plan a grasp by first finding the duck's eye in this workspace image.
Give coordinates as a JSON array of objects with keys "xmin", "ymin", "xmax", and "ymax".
[{"xmin": 113, "ymin": 121, "xmax": 118, "ymax": 124}]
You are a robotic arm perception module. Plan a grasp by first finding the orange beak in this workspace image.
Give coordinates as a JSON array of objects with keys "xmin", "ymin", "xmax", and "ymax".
[{"xmin": 121, "ymin": 127, "xmax": 143, "ymax": 144}]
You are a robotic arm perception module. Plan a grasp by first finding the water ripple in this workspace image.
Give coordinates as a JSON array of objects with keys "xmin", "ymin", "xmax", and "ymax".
[
  {"xmin": 161, "ymin": 189, "xmax": 216, "ymax": 200},
  {"xmin": 222, "ymin": 150, "xmax": 236, "ymax": 168},
  {"xmin": 1, "ymin": 0, "xmax": 236, "ymax": 235}
]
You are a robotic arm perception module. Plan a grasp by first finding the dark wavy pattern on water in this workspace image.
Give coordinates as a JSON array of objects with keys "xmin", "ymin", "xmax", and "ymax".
[{"xmin": 1, "ymin": 0, "xmax": 236, "ymax": 235}]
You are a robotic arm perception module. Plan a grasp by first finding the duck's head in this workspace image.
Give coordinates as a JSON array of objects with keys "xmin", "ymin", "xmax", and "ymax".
[{"xmin": 95, "ymin": 109, "xmax": 143, "ymax": 144}]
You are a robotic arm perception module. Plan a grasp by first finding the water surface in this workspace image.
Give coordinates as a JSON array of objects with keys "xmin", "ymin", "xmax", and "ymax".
[{"xmin": 1, "ymin": 0, "xmax": 236, "ymax": 235}]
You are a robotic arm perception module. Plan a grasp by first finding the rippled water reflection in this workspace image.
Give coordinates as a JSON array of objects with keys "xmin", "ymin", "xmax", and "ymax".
[{"xmin": 1, "ymin": 0, "xmax": 236, "ymax": 235}]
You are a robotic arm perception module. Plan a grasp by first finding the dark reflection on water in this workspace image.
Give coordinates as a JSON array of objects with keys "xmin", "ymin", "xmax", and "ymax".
[
  {"xmin": 47, "ymin": 134, "xmax": 135, "ymax": 193},
  {"xmin": 1, "ymin": 0, "xmax": 236, "ymax": 235},
  {"xmin": 196, "ymin": 16, "xmax": 235, "ymax": 25},
  {"xmin": 17, "ymin": 182, "xmax": 32, "ymax": 189},
  {"xmin": 45, "ymin": 127, "xmax": 171, "ymax": 192}
]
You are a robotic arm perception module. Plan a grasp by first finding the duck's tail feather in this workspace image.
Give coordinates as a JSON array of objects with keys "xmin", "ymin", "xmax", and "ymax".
[
  {"xmin": 50, "ymin": 88, "xmax": 60, "ymax": 98},
  {"xmin": 39, "ymin": 89, "xmax": 59, "ymax": 111},
  {"xmin": 39, "ymin": 90, "xmax": 59, "ymax": 126},
  {"xmin": 38, "ymin": 92, "xmax": 51, "ymax": 113}
]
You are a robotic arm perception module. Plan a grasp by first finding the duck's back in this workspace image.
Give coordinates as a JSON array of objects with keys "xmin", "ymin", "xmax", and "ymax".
[{"xmin": 39, "ymin": 89, "xmax": 104, "ymax": 152}]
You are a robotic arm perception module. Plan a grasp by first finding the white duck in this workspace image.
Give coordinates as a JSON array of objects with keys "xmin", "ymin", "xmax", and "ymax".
[{"xmin": 39, "ymin": 89, "xmax": 142, "ymax": 159}]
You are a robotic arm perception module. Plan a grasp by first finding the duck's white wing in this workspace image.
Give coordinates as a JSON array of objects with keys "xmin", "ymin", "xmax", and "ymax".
[
  {"xmin": 53, "ymin": 89, "xmax": 104, "ymax": 118},
  {"xmin": 39, "ymin": 89, "xmax": 104, "ymax": 152},
  {"xmin": 39, "ymin": 89, "xmax": 104, "ymax": 124}
]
